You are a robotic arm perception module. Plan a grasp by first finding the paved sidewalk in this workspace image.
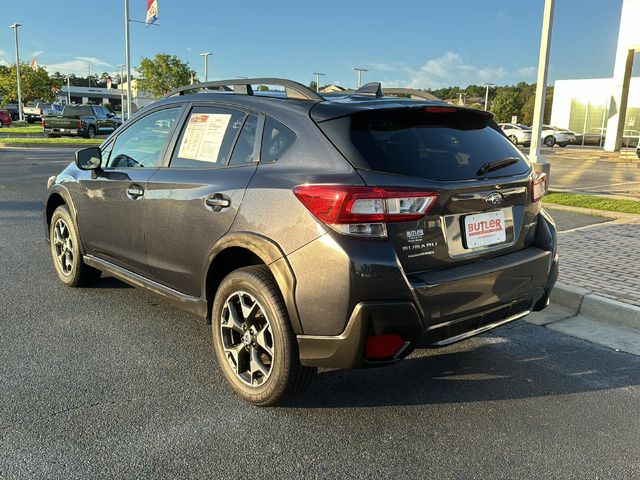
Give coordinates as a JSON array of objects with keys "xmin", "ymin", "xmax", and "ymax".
[{"xmin": 556, "ymin": 214, "xmax": 640, "ymax": 307}]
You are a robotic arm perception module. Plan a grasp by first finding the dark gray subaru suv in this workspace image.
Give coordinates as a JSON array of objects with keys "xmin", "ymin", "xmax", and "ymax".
[{"xmin": 45, "ymin": 78, "xmax": 558, "ymax": 406}]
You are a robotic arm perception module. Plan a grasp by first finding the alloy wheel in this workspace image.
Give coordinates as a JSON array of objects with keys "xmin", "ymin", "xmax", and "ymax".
[
  {"xmin": 53, "ymin": 219, "xmax": 74, "ymax": 276},
  {"xmin": 220, "ymin": 291, "xmax": 274, "ymax": 387}
]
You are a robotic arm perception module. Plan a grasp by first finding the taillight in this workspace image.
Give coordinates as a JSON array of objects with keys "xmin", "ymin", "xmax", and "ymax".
[
  {"xmin": 41, "ymin": 119, "xmax": 45, "ymax": 128},
  {"xmin": 293, "ymin": 185, "xmax": 438, "ymax": 238},
  {"xmin": 77, "ymin": 120, "xmax": 83, "ymax": 129},
  {"xmin": 424, "ymin": 106, "xmax": 456, "ymax": 113},
  {"xmin": 531, "ymin": 172, "xmax": 547, "ymax": 203}
]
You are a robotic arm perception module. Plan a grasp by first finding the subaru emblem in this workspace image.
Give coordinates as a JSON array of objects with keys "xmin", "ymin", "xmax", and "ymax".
[{"xmin": 485, "ymin": 192, "xmax": 504, "ymax": 207}]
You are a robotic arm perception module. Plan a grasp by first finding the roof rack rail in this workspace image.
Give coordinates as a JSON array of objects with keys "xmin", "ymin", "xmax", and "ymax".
[{"xmin": 164, "ymin": 78, "xmax": 324, "ymax": 101}]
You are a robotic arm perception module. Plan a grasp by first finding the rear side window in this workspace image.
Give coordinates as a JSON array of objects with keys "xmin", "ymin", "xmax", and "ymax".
[
  {"xmin": 350, "ymin": 108, "xmax": 530, "ymax": 181},
  {"xmin": 261, "ymin": 117, "xmax": 295, "ymax": 162},
  {"xmin": 229, "ymin": 114, "xmax": 259, "ymax": 166},
  {"xmin": 171, "ymin": 107, "xmax": 246, "ymax": 168}
]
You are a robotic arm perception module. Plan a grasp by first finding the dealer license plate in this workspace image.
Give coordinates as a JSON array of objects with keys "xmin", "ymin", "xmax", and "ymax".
[{"xmin": 464, "ymin": 210, "xmax": 507, "ymax": 248}]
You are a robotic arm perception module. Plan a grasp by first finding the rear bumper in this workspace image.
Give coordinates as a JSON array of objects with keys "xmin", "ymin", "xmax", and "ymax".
[
  {"xmin": 44, "ymin": 128, "xmax": 82, "ymax": 136},
  {"xmin": 296, "ymin": 212, "xmax": 558, "ymax": 369}
]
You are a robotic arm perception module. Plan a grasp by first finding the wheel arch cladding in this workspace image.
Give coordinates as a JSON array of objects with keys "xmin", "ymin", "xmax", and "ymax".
[
  {"xmin": 203, "ymin": 233, "xmax": 302, "ymax": 334},
  {"xmin": 45, "ymin": 193, "xmax": 67, "ymax": 230}
]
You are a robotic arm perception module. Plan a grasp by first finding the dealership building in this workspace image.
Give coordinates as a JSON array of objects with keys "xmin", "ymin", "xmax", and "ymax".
[
  {"xmin": 56, "ymin": 81, "xmax": 156, "ymax": 113},
  {"xmin": 550, "ymin": 77, "xmax": 640, "ymax": 147},
  {"xmin": 549, "ymin": 0, "xmax": 640, "ymax": 150}
]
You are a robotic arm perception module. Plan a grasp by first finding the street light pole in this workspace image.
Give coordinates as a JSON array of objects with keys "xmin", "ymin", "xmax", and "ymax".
[
  {"xmin": 529, "ymin": 0, "xmax": 555, "ymax": 169},
  {"xmin": 124, "ymin": 0, "xmax": 133, "ymax": 119},
  {"xmin": 117, "ymin": 64, "xmax": 125, "ymax": 118},
  {"xmin": 9, "ymin": 23, "xmax": 23, "ymax": 122},
  {"xmin": 483, "ymin": 83, "xmax": 495, "ymax": 111},
  {"xmin": 200, "ymin": 52, "xmax": 211, "ymax": 82},
  {"xmin": 66, "ymin": 75, "xmax": 71, "ymax": 104},
  {"xmin": 353, "ymin": 67, "xmax": 368, "ymax": 88},
  {"xmin": 312, "ymin": 72, "xmax": 325, "ymax": 92}
]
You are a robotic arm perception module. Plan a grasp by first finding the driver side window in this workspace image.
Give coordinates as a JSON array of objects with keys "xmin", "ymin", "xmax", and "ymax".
[{"xmin": 107, "ymin": 107, "xmax": 181, "ymax": 168}]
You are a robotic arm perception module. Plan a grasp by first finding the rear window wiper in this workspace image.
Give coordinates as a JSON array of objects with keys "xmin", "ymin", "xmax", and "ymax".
[{"xmin": 476, "ymin": 157, "xmax": 520, "ymax": 176}]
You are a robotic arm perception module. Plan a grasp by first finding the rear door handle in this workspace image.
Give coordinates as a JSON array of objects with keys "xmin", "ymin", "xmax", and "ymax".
[
  {"xmin": 126, "ymin": 185, "xmax": 144, "ymax": 199},
  {"xmin": 205, "ymin": 194, "xmax": 230, "ymax": 211}
]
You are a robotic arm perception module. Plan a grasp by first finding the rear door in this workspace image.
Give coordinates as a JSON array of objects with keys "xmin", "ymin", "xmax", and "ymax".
[
  {"xmin": 143, "ymin": 104, "xmax": 262, "ymax": 295},
  {"xmin": 319, "ymin": 106, "xmax": 537, "ymax": 274},
  {"xmin": 76, "ymin": 105, "xmax": 184, "ymax": 275}
]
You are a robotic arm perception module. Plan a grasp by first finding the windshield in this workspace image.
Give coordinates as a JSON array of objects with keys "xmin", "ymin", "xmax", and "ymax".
[{"xmin": 350, "ymin": 108, "xmax": 531, "ymax": 181}]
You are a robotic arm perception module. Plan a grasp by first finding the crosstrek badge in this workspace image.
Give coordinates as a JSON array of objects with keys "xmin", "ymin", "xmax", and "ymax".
[{"xmin": 464, "ymin": 210, "xmax": 507, "ymax": 248}]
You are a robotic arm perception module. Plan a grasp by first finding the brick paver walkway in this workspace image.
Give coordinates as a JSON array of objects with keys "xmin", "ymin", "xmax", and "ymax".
[{"xmin": 557, "ymin": 216, "xmax": 640, "ymax": 307}]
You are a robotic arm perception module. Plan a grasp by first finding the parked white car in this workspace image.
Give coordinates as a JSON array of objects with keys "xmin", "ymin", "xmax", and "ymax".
[
  {"xmin": 541, "ymin": 125, "xmax": 576, "ymax": 147},
  {"xmin": 499, "ymin": 123, "xmax": 532, "ymax": 146}
]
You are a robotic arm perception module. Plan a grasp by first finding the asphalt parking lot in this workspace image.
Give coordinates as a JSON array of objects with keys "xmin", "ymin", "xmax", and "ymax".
[{"xmin": 1, "ymin": 147, "xmax": 640, "ymax": 479}]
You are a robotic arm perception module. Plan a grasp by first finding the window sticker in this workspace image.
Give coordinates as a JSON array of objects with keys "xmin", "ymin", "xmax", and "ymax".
[{"xmin": 178, "ymin": 113, "xmax": 232, "ymax": 162}]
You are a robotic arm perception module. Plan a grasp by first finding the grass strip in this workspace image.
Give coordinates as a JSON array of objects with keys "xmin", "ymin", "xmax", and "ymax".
[
  {"xmin": 544, "ymin": 192, "xmax": 640, "ymax": 215},
  {"xmin": 0, "ymin": 137, "xmax": 102, "ymax": 145}
]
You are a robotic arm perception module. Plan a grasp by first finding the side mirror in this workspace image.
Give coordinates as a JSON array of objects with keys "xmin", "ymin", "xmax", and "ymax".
[{"xmin": 75, "ymin": 147, "xmax": 102, "ymax": 171}]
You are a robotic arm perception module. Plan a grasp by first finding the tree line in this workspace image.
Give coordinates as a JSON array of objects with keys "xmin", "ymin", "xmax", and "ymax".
[{"xmin": 426, "ymin": 82, "xmax": 554, "ymax": 125}]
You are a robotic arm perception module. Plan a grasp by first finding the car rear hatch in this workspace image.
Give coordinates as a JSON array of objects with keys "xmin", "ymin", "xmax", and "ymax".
[{"xmin": 312, "ymin": 102, "xmax": 551, "ymax": 326}]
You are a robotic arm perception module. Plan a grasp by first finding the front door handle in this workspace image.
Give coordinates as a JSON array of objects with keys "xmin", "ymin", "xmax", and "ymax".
[
  {"xmin": 205, "ymin": 194, "xmax": 230, "ymax": 211},
  {"xmin": 126, "ymin": 185, "xmax": 144, "ymax": 199}
]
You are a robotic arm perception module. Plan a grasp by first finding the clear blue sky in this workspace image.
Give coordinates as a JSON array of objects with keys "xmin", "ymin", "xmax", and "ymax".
[{"xmin": 0, "ymin": 0, "xmax": 633, "ymax": 88}]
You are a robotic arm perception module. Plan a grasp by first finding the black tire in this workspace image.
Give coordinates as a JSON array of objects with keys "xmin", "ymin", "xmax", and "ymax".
[
  {"xmin": 0, "ymin": 120, "xmax": 4, "ymax": 128},
  {"xmin": 26, "ymin": 118, "xmax": 34, "ymax": 124},
  {"xmin": 49, "ymin": 205, "xmax": 101, "ymax": 287},
  {"xmin": 544, "ymin": 135, "xmax": 555, "ymax": 147},
  {"xmin": 558, "ymin": 142, "xmax": 568, "ymax": 147},
  {"xmin": 86, "ymin": 126, "xmax": 96, "ymax": 139},
  {"xmin": 508, "ymin": 135, "xmax": 518, "ymax": 145},
  {"xmin": 211, "ymin": 265, "xmax": 316, "ymax": 406}
]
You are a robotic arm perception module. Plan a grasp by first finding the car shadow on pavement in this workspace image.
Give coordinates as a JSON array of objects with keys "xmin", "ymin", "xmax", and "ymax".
[
  {"xmin": 93, "ymin": 276, "xmax": 134, "ymax": 289},
  {"xmin": 288, "ymin": 323, "xmax": 640, "ymax": 409}
]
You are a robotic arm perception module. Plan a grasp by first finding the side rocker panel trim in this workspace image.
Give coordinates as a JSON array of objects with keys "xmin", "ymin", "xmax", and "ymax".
[{"xmin": 84, "ymin": 254, "xmax": 208, "ymax": 318}]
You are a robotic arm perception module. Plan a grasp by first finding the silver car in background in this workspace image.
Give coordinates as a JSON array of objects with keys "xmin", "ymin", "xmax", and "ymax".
[
  {"xmin": 541, "ymin": 125, "xmax": 576, "ymax": 147},
  {"xmin": 499, "ymin": 123, "xmax": 532, "ymax": 146}
]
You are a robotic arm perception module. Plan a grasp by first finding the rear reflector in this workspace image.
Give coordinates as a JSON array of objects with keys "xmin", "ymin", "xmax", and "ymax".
[
  {"xmin": 293, "ymin": 185, "xmax": 438, "ymax": 238},
  {"xmin": 531, "ymin": 172, "xmax": 547, "ymax": 203},
  {"xmin": 365, "ymin": 334, "xmax": 405, "ymax": 359}
]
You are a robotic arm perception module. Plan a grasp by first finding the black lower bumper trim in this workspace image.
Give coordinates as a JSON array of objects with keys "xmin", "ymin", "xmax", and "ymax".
[{"xmin": 297, "ymin": 301, "xmax": 422, "ymax": 369}]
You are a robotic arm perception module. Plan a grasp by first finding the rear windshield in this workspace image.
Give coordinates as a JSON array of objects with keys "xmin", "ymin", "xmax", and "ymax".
[
  {"xmin": 350, "ymin": 108, "xmax": 530, "ymax": 181},
  {"xmin": 63, "ymin": 106, "xmax": 92, "ymax": 116}
]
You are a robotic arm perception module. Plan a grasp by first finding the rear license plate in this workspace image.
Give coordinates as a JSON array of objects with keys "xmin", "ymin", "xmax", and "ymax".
[{"xmin": 464, "ymin": 210, "xmax": 506, "ymax": 248}]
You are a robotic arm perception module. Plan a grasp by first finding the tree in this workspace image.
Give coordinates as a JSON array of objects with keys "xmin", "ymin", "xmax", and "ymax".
[
  {"xmin": 137, "ymin": 53, "xmax": 196, "ymax": 97},
  {"xmin": 309, "ymin": 80, "xmax": 317, "ymax": 92},
  {"xmin": 491, "ymin": 88, "xmax": 523, "ymax": 123},
  {"xmin": 256, "ymin": 85, "xmax": 269, "ymax": 92},
  {"xmin": 0, "ymin": 64, "xmax": 56, "ymax": 104}
]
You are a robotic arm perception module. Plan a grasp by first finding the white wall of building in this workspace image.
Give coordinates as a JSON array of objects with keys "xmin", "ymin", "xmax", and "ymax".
[{"xmin": 551, "ymin": 77, "xmax": 640, "ymax": 130}]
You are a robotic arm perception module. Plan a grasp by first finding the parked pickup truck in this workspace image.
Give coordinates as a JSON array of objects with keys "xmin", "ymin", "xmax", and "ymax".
[
  {"xmin": 42, "ymin": 105, "xmax": 122, "ymax": 138},
  {"xmin": 24, "ymin": 102, "xmax": 63, "ymax": 123}
]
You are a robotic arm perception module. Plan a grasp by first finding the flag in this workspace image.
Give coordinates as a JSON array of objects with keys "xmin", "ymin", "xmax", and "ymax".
[
  {"xmin": 107, "ymin": 77, "xmax": 112, "ymax": 89},
  {"xmin": 146, "ymin": 0, "xmax": 158, "ymax": 26},
  {"xmin": 30, "ymin": 58, "xmax": 38, "ymax": 71}
]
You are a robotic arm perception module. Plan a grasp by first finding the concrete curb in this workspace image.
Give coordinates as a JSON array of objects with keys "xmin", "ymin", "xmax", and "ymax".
[{"xmin": 551, "ymin": 282, "xmax": 640, "ymax": 331}]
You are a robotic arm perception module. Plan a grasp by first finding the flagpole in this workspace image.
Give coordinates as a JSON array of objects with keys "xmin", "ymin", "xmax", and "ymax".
[{"xmin": 124, "ymin": 0, "xmax": 133, "ymax": 120}]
